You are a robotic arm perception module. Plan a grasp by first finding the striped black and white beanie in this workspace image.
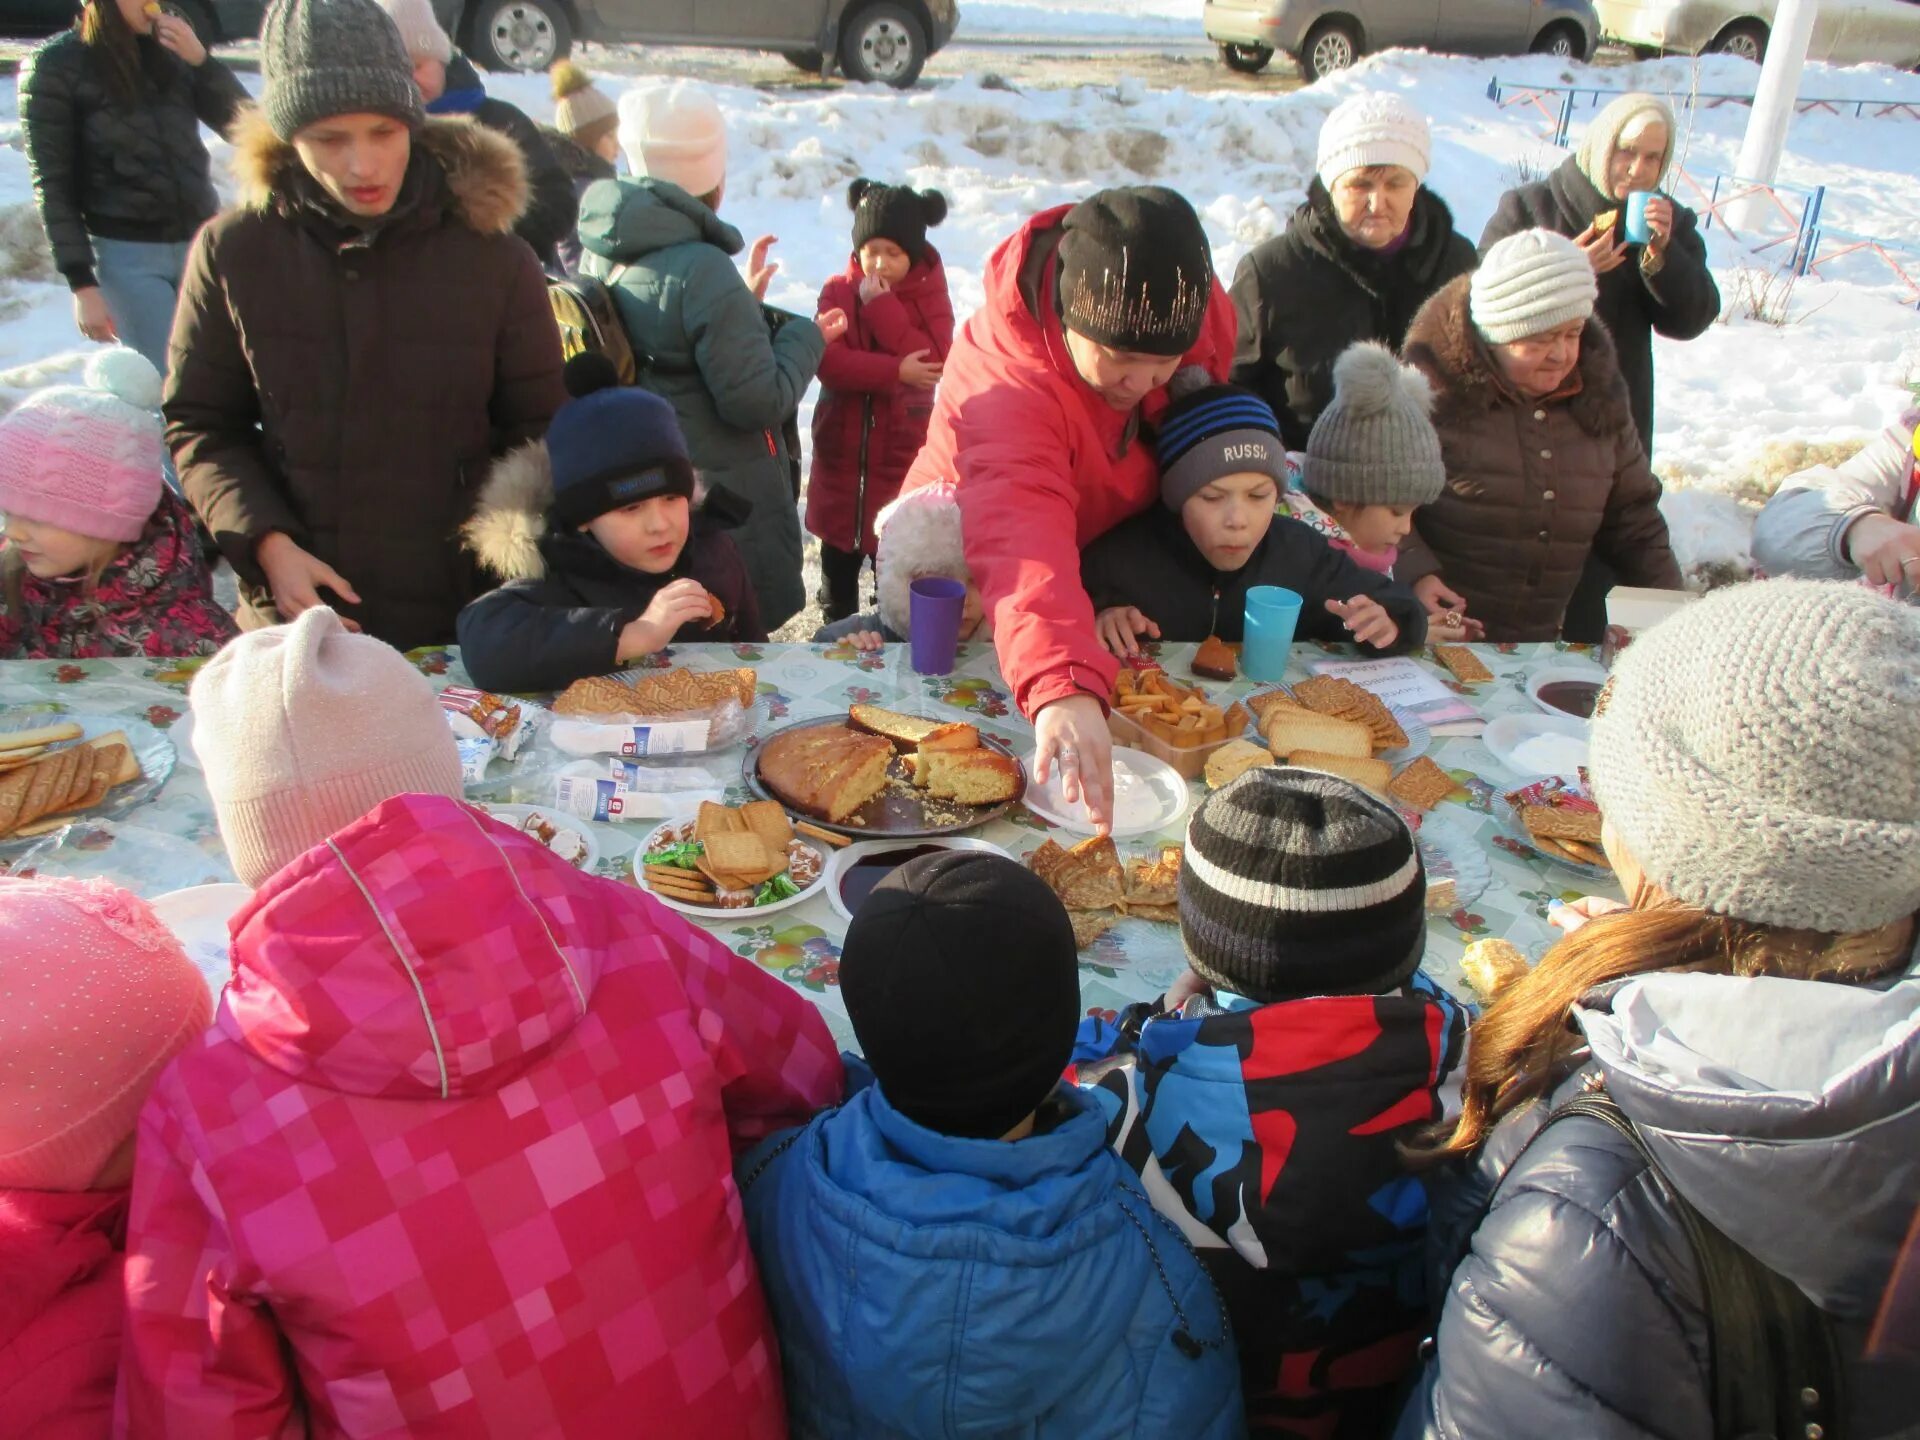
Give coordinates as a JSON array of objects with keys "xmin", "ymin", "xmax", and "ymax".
[{"xmin": 1179, "ymin": 767, "xmax": 1427, "ymax": 1002}]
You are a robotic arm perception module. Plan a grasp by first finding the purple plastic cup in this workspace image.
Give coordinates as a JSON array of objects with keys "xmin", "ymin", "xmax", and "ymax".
[{"xmin": 909, "ymin": 577, "xmax": 967, "ymax": 675}]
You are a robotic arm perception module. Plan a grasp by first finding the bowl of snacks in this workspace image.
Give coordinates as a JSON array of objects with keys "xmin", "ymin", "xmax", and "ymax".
[
  {"xmin": 1107, "ymin": 666, "xmax": 1251, "ymax": 780},
  {"xmin": 479, "ymin": 803, "xmax": 598, "ymax": 871},
  {"xmin": 1499, "ymin": 774, "xmax": 1612, "ymax": 879},
  {"xmin": 634, "ymin": 800, "xmax": 827, "ymax": 916}
]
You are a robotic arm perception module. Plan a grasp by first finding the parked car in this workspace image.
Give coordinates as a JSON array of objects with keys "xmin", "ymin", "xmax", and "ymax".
[
  {"xmin": 1203, "ymin": 0, "xmax": 1599, "ymax": 76},
  {"xmin": 1594, "ymin": 0, "xmax": 1920, "ymax": 65}
]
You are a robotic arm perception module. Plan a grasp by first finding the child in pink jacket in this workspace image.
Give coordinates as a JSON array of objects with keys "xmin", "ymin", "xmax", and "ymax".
[
  {"xmin": 807, "ymin": 179, "xmax": 955, "ymax": 622},
  {"xmin": 117, "ymin": 608, "xmax": 844, "ymax": 1438}
]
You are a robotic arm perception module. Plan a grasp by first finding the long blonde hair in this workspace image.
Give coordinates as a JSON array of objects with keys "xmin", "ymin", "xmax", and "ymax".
[{"xmin": 79, "ymin": 0, "xmax": 145, "ymax": 104}]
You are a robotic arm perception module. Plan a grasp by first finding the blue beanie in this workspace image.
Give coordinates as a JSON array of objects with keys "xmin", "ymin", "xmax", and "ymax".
[{"xmin": 544, "ymin": 360, "xmax": 696, "ymax": 529}]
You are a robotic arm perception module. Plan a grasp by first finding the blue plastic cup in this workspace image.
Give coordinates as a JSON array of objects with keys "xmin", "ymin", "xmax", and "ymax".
[
  {"xmin": 1625, "ymin": 190, "xmax": 1658, "ymax": 245},
  {"xmin": 909, "ymin": 576, "xmax": 966, "ymax": 675},
  {"xmin": 1242, "ymin": 586, "xmax": 1303, "ymax": 683}
]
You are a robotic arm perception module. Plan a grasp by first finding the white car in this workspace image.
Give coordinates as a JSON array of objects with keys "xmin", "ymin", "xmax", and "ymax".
[{"xmin": 1594, "ymin": 0, "xmax": 1920, "ymax": 66}]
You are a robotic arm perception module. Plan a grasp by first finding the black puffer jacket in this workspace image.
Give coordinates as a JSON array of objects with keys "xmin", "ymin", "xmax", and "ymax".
[
  {"xmin": 1396, "ymin": 958, "xmax": 1920, "ymax": 1440},
  {"xmin": 19, "ymin": 28, "xmax": 248, "ymax": 289},
  {"xmin": 1230, "ymin": 182, "xmax": 1476, "ymax": 449},
  {"xmin": 436, "ymin": 54, "xmax": 578, "ymax": 270},
  {"xmin": 1481, "ymin": 156, "xmax": 1720, "ymax": 453}
]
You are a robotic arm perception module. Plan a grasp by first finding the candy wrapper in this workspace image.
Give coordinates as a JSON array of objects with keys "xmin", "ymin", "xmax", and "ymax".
[
  {"xmin": 548, "ymin": 697, "xmax": 758, "ymax": 759},
  {"xmin": 441, "ymin": 688, "xmax": 538, "ymax": 785},
  {"xmin": 1500, "ymin": 773, "xmax": 1598, "ymax": 814},
  {"xmin": 549, "ymin": 760, "xmax": 722, "ymax": 824}
]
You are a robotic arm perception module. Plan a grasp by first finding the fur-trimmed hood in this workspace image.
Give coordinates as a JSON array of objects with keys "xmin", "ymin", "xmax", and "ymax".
[
  {"xmin": 230, "ymin": 107, "xmax": 529, "ymax": 236},
  {"xmin": 1402, "ymin": 273, "xmax": 1633, "ymax": 439}
]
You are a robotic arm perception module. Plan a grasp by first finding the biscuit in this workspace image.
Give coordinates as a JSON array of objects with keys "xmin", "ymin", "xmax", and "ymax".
[
  {"xmin": 1433, "ymin": 645, "xmax": 1493, "ymax": 685},
  {"xmin": 1388, "ymin": 756, "xmax": 1456, "ymax": 812}
]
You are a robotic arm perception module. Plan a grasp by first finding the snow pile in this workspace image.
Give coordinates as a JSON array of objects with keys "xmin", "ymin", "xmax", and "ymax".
[{"xmin": 1, "ymin": 46, "xmax": 1917, "ymax": 579}]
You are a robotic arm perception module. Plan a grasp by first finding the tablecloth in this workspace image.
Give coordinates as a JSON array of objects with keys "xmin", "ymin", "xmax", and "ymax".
[{"xmin": 0, "ymin": 638, "xmax": 1621, "ymax": 1050}]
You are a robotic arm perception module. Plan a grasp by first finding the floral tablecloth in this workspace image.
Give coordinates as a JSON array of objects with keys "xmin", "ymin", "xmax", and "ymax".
[{"xmin": 0, "ymin": 639, "xmax": 1619, "ymax": 1049}]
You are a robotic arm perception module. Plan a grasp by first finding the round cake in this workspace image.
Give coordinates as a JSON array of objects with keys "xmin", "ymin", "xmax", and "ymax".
[{"xmin": 757, "ymin": 725, "xmax": 895, "ymax": 824}]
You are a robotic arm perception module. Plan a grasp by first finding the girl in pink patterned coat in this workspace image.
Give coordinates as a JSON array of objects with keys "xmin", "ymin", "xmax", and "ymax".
[{"xmin": 0, "ymin": 349, "xmax": 234, "ymax": 660}]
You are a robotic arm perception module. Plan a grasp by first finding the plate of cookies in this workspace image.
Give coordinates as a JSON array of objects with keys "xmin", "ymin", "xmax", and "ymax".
[
  {"xmin": 634, "ymin": 800, "xmax": 828, "ymax": 916},
  {"xmin": 1499, "ymin": 774, "xmax": 1611, "ymax": 878},
  {"xmin": 0, "ymin": 713, "xmax": 174, "ymax": 848},
  {"xmin": 1246, "ymin": 680, "xmax": 1429, "ymax": 797},
  {"xmin": 551, "ymin": 666, "xmax": 761, "ymax": 752}
]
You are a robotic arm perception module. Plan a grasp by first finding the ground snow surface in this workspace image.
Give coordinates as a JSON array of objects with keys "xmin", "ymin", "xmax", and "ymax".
[{"xmin": 2, "ymin": 46, "xmax": 1917, "ymax": 579}]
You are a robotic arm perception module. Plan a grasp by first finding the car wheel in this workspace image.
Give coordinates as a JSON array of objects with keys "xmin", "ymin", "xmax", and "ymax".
[
  {"xmin": 1219, "ymin": 42, "xmax": 1274, "ymax": 73},
  {"xmin": 470, "ymin": 0, "xmax": 571, "ymax": 72},
  {"xmin": 840, "ymin": 2, "xmax": 929, "ymax": 87},
  {"xmin": 1302, "ymin": 18, "xmax": 1360, "ymax": 79},
  {"xmin": 783, "ymin": 48, "xmax": 826, "ymax": 73},
  {"xmin": 1530, "ymin": 21, "xmax": 1585, "ymax": 60},
  {"xmin": 1708, "ymin": 19, "xmax": 1767, "ymax": 62}
]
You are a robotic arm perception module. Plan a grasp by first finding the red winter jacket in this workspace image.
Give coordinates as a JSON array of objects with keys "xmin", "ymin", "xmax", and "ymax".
[
  {"xmin": 117, "ymin": 794, "xmax": 843, "ymax": 1440},
  {"xmin": 806, "ymin": 249, "xmax": 955, "ymax": 557},
  {"xmin": 899, "ymin": 207, "xmax": 1236, "ymax": 718},
  {"xmin": 0, "ymin": 1187, "xmax": 128, "ymax": 1440}
]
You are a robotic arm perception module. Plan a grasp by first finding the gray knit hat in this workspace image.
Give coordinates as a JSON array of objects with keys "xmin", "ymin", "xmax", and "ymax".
[
  {"xmin": 1469, "ymin": 229, "xmax": 1597, "ymax": 345},
  {"xmin": 1180, "ymin": 767, "xmax": 1427, "ymax": 1002},
  {"xmin": 1301, "ymin": 342, "xmax": 1446, "ymax": 507},
  {"xmin": 261, "ymin": 0, "xmax": 425, "ymax": 142},
  {"xmin": 1588, "ymin": 579, "xmax": 1920, "ymax": 934},
  {"xmin": 1154, "ymin": 368, "xmax": 1288, "ymax": 511}
]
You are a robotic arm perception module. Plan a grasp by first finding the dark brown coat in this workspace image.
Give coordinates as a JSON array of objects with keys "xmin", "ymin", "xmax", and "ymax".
[
  {"xmin": 165, "ymin": 112, "xmax": 566, "ymax": 649},
  {"xmin": 1397, "ymin": 276, "xmax": 1682, "ymax": 642}
]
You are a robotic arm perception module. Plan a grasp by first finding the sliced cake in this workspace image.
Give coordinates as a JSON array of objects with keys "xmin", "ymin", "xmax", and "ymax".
[
  {"xmin": 912, "ymin": 748, "xmax": 1022, "ymax": 805},
  {"xmin": 848, "ymin": 704, "xmax": 951, "ymax": 750},
  {"xmin": 758, "ymin": 725, "xmax": 894, "ymax": 824}
]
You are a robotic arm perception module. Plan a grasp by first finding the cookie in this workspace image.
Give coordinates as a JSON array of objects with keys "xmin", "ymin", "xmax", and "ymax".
[
  {"xmin": 1387, "ymin": 756, "xmax": 1456, "ymax": 812},
  {"xmin": 1433, "ymin": 644, "xmax": 1494, "ymax": 685}
]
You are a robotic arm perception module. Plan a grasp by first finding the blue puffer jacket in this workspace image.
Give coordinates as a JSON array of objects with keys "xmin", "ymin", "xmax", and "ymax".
[{"xmin": 738, "ymin": 1073, "xmax": 1246, "ymax": 1440}]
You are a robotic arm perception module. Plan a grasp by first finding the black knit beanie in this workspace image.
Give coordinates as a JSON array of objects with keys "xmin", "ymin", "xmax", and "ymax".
[
  {"xmin": 849, "ymin": 178, "xmax": 948, "ymax": 261},
  {"xmin": 1180, "ymin": 767, "xmax": 1427, "ymax": 1002},
  {"xmin": 840, "ymin": 850, "xmax": 1081, "ymax": 1139},
  {"xmin": 1057, "ymin": 186, "xmax": 1213, "ymax": 357},
  {"xmin": 544, "ymin": 354, "xmax": 695, "ymax": 530}
]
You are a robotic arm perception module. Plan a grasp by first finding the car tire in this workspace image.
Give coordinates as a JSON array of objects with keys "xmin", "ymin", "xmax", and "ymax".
[
  {"xmin": 1219, "ymin": 42, "xmax": 1274, "ymax": 73},
  {"xmin": 1708, "ymin": 19, "xmax": 1768, "ymax": 62},
  {"xmin": 839, "ymin": 2, "xmax": 928, "ymax": 87},
  {"xmin": 1301, "ymin": 18, "xmax": 1361, "ymax": 80},
  {"xmin": 783, "ymin": 48, "xmax": 826, "ymax": 72},
  {"xmin": 469, "ymin": 0, "xmax": 572, "ymax": 72},
  {"xmin": 1530, "ymin": 21, "xmax": 1586, "ymax": 60}
]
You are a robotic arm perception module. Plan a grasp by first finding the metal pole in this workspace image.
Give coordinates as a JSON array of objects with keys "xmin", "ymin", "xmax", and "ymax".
[{"xmin": 1733, "ymin": 0, "xmax": 1821, "ymax": 190}]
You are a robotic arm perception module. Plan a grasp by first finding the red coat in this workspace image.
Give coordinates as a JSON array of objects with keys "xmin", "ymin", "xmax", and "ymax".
[
  {"xmin": 806, "ymin": 249, "xmax": 955, "ymax": 556},
  {"xmin": 0, "ymin": 1188, "xmax": 128, "ymax": 1440},
  {"xmin": 899, "ymin": 207, "xmax": 1237, "ymax": 718},
  {"xmin": 117, "ymin": 794, "xmax": 844, "ymax": 1440}
]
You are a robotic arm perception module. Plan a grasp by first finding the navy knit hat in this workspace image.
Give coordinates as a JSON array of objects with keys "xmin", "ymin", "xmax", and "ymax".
[
  {"xmin": 849, "ymin": 178, "xmax": 947, "ymax": 261},
  {"xmin": 1180, "ymin": 767, "xmax": 1427, "ymax": 1002},
  {"xmin": 1154, "ymin": 368, "xmax": 1289, "ymax": 511},
  {"xmin": 545, "ymin": 356, "xmax": 696, "ymax": 530},
  {"xmin": 840, "ymin": 850, "xmax": 1081, "ymax": 1140}
]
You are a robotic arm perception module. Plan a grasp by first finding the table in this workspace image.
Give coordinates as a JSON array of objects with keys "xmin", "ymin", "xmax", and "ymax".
[{"xmin": 0, "ymin": 639, "xmax": 1621, "ymax": 1050}]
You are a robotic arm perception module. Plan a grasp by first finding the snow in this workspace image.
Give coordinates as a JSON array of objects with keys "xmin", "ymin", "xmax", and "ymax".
[{"xmin": 2, "ymin": 45, "xmax": 1918, "ymax": 581}]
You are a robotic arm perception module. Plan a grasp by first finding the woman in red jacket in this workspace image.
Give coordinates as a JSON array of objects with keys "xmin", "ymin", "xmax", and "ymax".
[
  {"xmin": 898, "ymin": 186, "xmax": 1236, "ymax": 830},
  {"xmin": 807, "ymin": 179, "xmax": 955, "ymax": 622}
]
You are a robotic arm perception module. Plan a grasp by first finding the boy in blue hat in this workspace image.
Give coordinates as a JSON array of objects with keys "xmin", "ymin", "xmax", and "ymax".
[{"xmin": 457, "ymin": 356, "xmax": 764, "ymax": 693}]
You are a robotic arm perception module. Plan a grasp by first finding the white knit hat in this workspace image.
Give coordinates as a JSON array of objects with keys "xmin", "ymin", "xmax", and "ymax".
[
  {"xmin": 617, "ymin": 82, "xmax": 727, "ymax": 199},
  {"xmin": 190, "ymin": 608, "xmax": 465, "ymax": 888},
  {"xmin": 1316, "ymin": 93, "xmax": 1431, "ymax": 189},
  {"xmin": 875, "ymin": 484, "xmax": 969, "ymax": 640},
  {"xmin": 372, "ymin": 0, "xmax": 450, "ymax": 63},
  {"xmin": 1469, "ymin": 229, "xmax": 1598, "ymax": 345},
  {"xmin": 1575, "ymin": 91, "xmax": 1676, "ymax": 198},
  {"xmin": 1589, "ymin": 579, "xmax": 1920, "ymax": 934},
  {"xmin": 0, "ymin": 349, "xmax": 163, "ymax": 544}
]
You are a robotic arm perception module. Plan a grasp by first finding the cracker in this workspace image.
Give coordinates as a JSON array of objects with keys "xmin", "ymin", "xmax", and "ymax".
[
  {"xmin": 695, "ymin": 801, "xmax": 743, "ymax": 843},
  {"xmin": 84, "ymin": 743, "xmax": 130, "ymax": 800},
  {"xmin": 1387, "ymin": 756, "xmax": 1456, "ymax": 812},
  {"xmin": 1293, "ymin": 676, "xmax": 1407, "ymax": 751},
  {"xmin": 0, "ymin": 721, "xmax": 81, "ymax": 752},
  {"xmin": 1287, "ymin": 750, "xmax": 1393, "ymax": 794},
  {"xmin": 739, "ymin": 800, "xmax": 794, "ymax": 854},
  {"xmin": 0, "ymin": 765, "xmax": 32, "ymax": 836},
  {"xmin": 704, "ymin": 832, "xmax": 772, "ymax": 886},
  {"xmin": 1263, "ymin": 709, "xmax": 1373, "ymax": 760},
  {"xmin": 63, "ymin": 745, "xmax": 97, "ymax": 809},
  {"xmin": 85, "ymin": 734, "xmax": 140, "ymax": 786},
  {"xmin": 19, "ymin": 749, "xmax": 78, "ymax": 828},
  {"xmin": 1433, "ymin": 644, "xmax": 1493, "ymax": 685},
  {"xmin": 1522, "ymin": 803, "xmax": 1602, "ymax": 845},
  {"xmin": 1068, "ymin": 910, "xmax": 1116, "ymax": 951},
  {"xmin": 10, "ymin": 813, "xmax": 78, "ymax": 840}
]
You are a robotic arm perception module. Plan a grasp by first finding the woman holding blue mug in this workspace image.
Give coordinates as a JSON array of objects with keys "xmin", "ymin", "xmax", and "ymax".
[{"xmin": 1481, "ymin": 93, "xmax": 1719, "ymax": 639}]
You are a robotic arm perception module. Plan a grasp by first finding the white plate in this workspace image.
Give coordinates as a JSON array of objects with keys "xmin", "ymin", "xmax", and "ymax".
[
  {"xmin": 1483, "ymin": 713, "xmax": 1591, "ymax": 778},
  {"xmin": 0, "ymin": 711, "xmax": 178, "ymax": 848},
  {"xmin": 1020, "ymin": 745, "xmax": 1191, "ymax": 840},
  {"xmin": 480, "ymin": 804, "xmax": 601, "ymax": 871},
  {"xmin": 150, "ymin": 882, "xmax": 254, "ymax": 999},
  {"xmin": 1525, "ymin": 662, "xmax": 1607, "ymax": 720},
  {"xmin": 824, "ymin": 836, "xmax": 1017, "ymax": 924},
  {"xmin": 631, "ymin": 819, "xmax": 828, "ymax": 919},
  {"xmin": 1413, "ymin": 811, "xmax": 1492, "ymax": 911}
]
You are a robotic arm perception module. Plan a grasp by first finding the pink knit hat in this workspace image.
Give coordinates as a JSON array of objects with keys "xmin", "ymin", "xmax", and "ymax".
[
  {"xmin": 0, "ymin": 878, "xmax": 211, "ymax": 1191},
  {"xmin": 0, "ymin": 349, "xmax": 165, "ymax": 544},
  {"xmin": 190, "ymin": 607, "xmax": 465, "ymax": 887}
]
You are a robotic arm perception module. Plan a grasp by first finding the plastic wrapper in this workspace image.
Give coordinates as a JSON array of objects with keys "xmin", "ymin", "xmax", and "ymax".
[
  {"xmin": 442, "ymin": 688, "xmax": 540, "ymax": 791},
  {"xmin": 549, "ymin": 759, "xmax": 722, "ymax": 824},
  {"xmin": 548, "ymin": 697, "xmax": 758, "ymax": 758}
]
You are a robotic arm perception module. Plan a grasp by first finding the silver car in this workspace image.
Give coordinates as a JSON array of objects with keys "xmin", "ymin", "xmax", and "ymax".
[
  {"xmin": 1594, "ymin": 0, "xmax": 1920, "ymax": 65},
  {"xmin": 1203, "ymin": 0, "xmax": 1601, "ymax": 77}
]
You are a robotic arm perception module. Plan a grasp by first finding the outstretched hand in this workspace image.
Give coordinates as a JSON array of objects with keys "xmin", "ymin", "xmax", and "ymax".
[{"xmin": 747, "ymin": 235, "xmax": 780, "ymax": 300}]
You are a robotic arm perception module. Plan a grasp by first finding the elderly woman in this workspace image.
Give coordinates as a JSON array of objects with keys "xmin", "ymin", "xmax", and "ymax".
[
  {"xmin": 1230, "ymin": 92, "xmax": 1476, "ymax": 448},
  {"xmin": 1483, "ymin": 92, "xmax": 1720, "ymax": 638},
  {"xmin": 1398, "ymin": 229, "xmax": 1681, "ymax": 641},
  {"xmin": 1754, "ymin": 411, "xmax": 1920, "ymax": 601},
  {"xmin": 164, "ymin": 0, "xmax": 565, "ymax": 650},
  {"xmin": 1394, "ymin": 579, "xmax": 1920, "ymax": 1440},
  {"xmin": 898, "ymin": 186, "xmax": 1236, "ymax": 832}
]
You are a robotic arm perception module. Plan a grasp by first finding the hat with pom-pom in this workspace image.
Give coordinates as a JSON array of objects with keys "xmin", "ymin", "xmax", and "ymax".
[
  {"xmin": 875, "ymin": 483, "xmax": 969, "ymax": 640},
  {"xmin": 849, "ymin": 178, "xmax": 947, "ymax": 261},
  {"xmin": 1301, "ymin": 341, "xmax": 1445, "ymax": 508},
  {"xmin": 551, "ymin": 59, "xmax": 616, "ymax": 148},
  {"xmin": 1152, "ymin": 367, "xmax": 1288, "ymax": 511},
  {"xmin": 0, "ymin": 347, "xmax": 165, "ymax": 543},
  {"xmin": 544, "ymin": 355, "xmax": 696, "ymax": 530}
]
